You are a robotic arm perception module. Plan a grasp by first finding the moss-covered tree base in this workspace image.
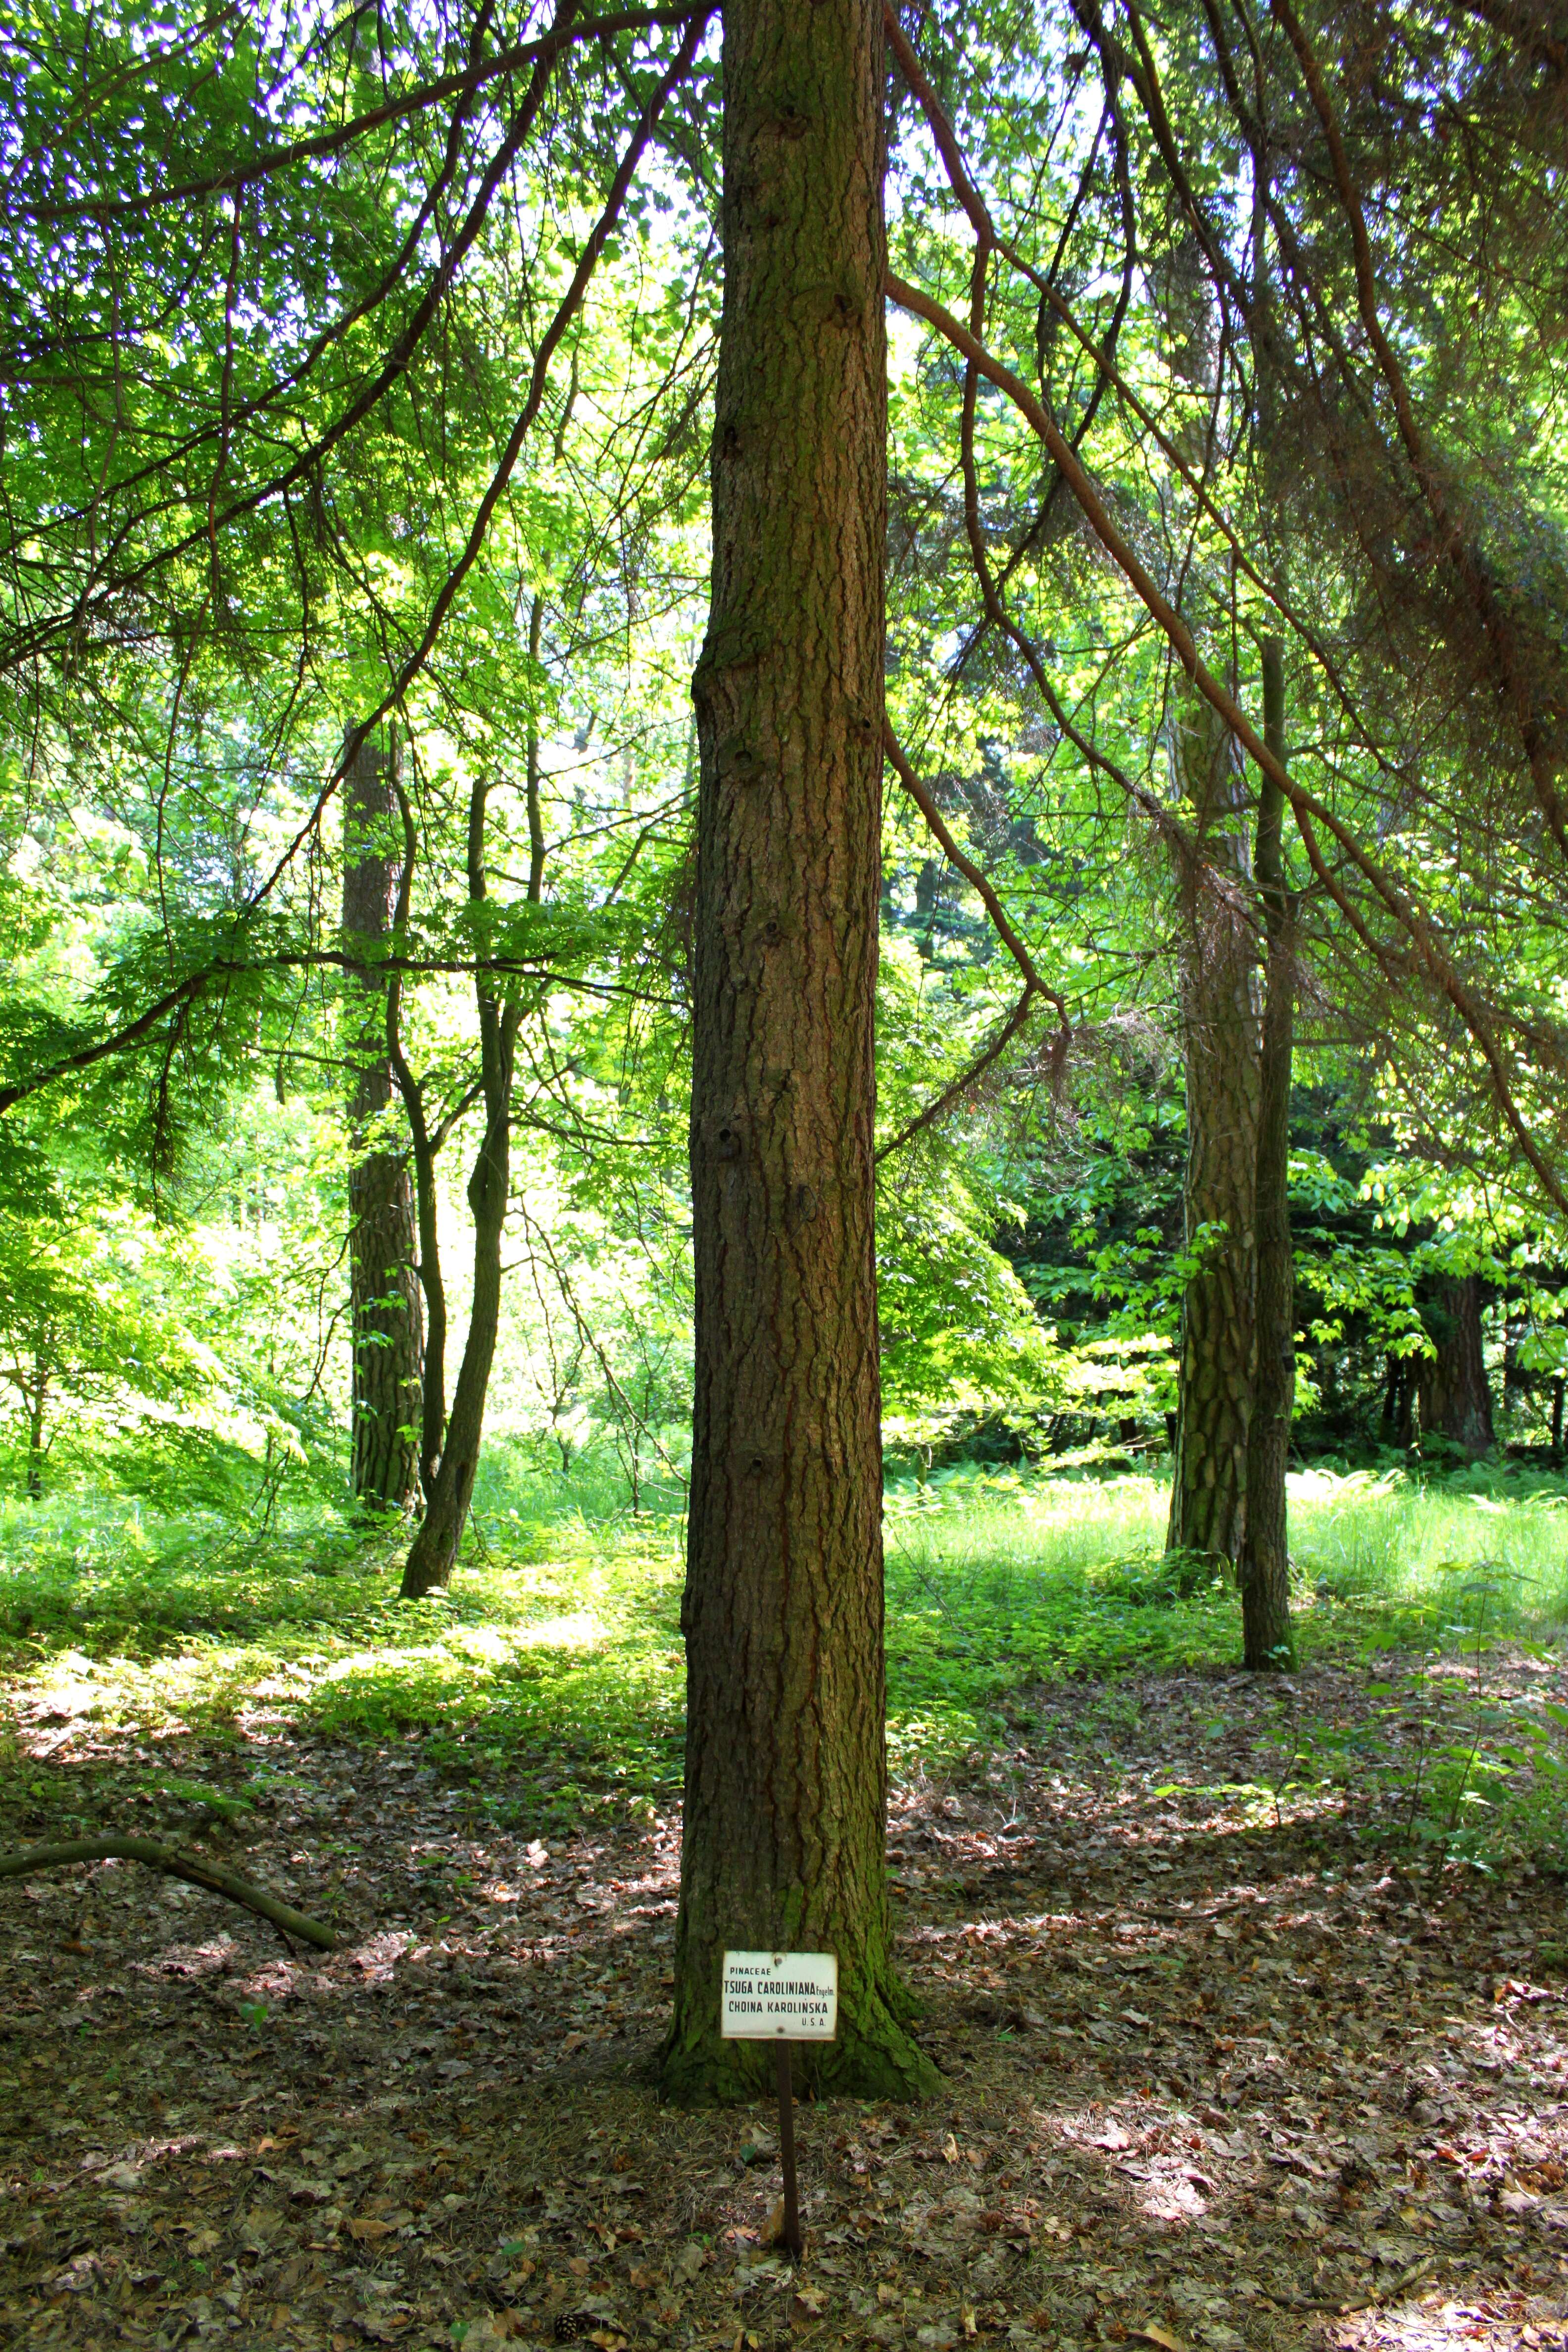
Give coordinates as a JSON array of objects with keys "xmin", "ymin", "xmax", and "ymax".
[{"xmin": 658, "ymin": 1970, "xmax": 940, "ymax": 2107}]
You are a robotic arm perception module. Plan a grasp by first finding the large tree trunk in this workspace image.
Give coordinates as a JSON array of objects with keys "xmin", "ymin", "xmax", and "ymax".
[
  {"xmin": 1418, "ymin": 1275, "xmax": 1495, "ymax": 1457},
  {"xmin": 343, "ymin": 727, "xmax": 422, "ymax": 1514},
  {"xmin": 659, "ymin": 0, "xmax": 935, "ymax": 2105},
  {"xmin": 1238, "ymin": 638, "xmax": 1295, "ymax": 1668},
  {"xmin": 1167, "ymin": 688, "xmax": 1263, "ymax": 1565}
]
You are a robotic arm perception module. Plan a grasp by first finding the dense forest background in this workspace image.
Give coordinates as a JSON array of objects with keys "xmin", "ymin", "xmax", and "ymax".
[
  {"xmin": 3, "ymin": 6, "xmax": 1568, "ymax": 2347},
  {"xmin": 1, "ymin": 0, "xmax": 1565, "ymax": 1544}
]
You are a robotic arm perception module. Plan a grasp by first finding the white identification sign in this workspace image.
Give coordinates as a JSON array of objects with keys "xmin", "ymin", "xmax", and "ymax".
[{"xmin": 721, "ymin": 1949, "xmax": 838, "ymax": 2041}]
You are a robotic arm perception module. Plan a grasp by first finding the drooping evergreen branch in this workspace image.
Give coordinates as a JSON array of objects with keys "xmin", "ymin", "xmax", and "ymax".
[
  {"xmin": 876, "ymin": 982, "xmax": 1051, "ymax": 1165},
  {"xmin": 885, "ymin": 268, "xmax": 1568, "ymax": 1219},
  {"xmin": 0, "ymin": 13, "xmax": 709, "ymax": 1127},
  {"xmin": 3, "ymin": 0, "xmax": 577, "ymax": 677},
  {"xmin": 18, "ymin": 6, "xmax": 710, "ymax": 225},
  {"xmin": 0, "ymin": 953, "xmax": 670, "ymax": 1117},
  {"xmin": 882, "ymin": 0, "xmax": 1410, "ymax": 799},
  {"xmin": 254, "ymin": 4, "xmax": 715, "ymax": 917},
  {"xmin": 879, "ymin": 724, "xmax": 1068, "ymax": 1165},
  {"xmin": 1271, "ymin": 0, "xmax": 1568, "ymax": 869},
  {"xmin": 882, "ymin": 721, "xmax": 1069, "ymax": 1031}
]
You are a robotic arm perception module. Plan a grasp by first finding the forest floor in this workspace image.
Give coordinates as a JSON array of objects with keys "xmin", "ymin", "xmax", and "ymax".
[{"xmin": 2, "ymin": 1630, "xmax": 1566, "ymax": 2352}]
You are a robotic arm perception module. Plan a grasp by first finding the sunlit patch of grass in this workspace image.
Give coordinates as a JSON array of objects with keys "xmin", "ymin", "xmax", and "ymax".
[
  {"xmin": 2, "ymin": 1465, "xmax": 1566, "ymax": 1836},
  {"xmin": 883, "ymin": 1470, "xmax": 1227, "ymax": 1758},
  {"xmin": 0, "ymin": 1500, "xmax": 688, "ymax": 1818},
  {"xmin": 1287, "ymin": 1465, "xmax": 1568, "ymax": 1628},
  {"xmin": 878, "ymin": 1462, "xmax": 1568, "ymax": 1761}
]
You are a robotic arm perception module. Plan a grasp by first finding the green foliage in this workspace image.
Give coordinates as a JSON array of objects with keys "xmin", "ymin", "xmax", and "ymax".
[
  {"xmin": 7, "ymin": 1467, "xmax": 1564, "ymax": 1864},
  {"xmin": 0, "ymin": 0, "xmax": 1567, "ymax": 1716}
]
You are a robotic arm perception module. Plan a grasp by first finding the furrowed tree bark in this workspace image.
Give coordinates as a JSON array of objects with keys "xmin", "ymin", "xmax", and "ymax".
[
  {"xmin": 1238, "ymin": 637, "xmax": 1296, "ymax": 1668},
  {"xmin": 1418, "ymin": 1275, "xmax": 1496, "ymax": 1458},
  {"xmin": 343, "ymin": 726, "xmax": 423, "ymax": 1514},
  {"xmin": 399, "ymin": 772, "xmax": 519, "ymax": 1599},
  {"xmin": 660, "ymin": 0, "xmax": 936, "ymax": 2104},
  {"xmin": 1167, "ymin": 686, "xmax": 1263, "ymax": 1566}
]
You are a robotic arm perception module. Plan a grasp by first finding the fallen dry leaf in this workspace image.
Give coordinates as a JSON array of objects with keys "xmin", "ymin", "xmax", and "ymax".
[{"xmin": 5, "ymin": 1653, "xmax": 1564, "ymax": 2352}]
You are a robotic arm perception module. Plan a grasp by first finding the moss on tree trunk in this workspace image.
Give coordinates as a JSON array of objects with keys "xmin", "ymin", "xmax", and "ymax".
[{"xmin": 659, "ymin": 0, "xmax": 936, "ymax": 2105}]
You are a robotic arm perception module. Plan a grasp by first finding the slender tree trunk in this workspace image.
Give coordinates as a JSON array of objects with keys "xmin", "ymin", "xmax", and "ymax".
[
  {"xmin": 400, "ymin": 775, "xmax": 520, "ymax": 1599},
  {"xmin": 526, "ymin": 594, "xmax": 547, "ymax": 906},
  {"xmin": 25, "ymin": 1354, "xmax": 47, "ymax": 1499},
  {"xmin": 397, "ymin": 1079, "xmax": 512, "ymax": 1595},
  {"xmin": 1238, "ymin": 638, "xmax": 1295, "ymax": 1668},
  {"xmin": 1418, "ymin": 1275, "xmax": 1495, "ymax": 1457},
  {"xmin": 343, "ymin": 726, "xmax": 422, "ymax": 1514},
  {"xmin": 1552, "ymin": 1375, "xmax": 1565, "ymax": 1466},
  {"xmin": 660, "ymin": 0, "xmax": 935, "ymax": 2104},
  {"xmin": 1167, "ymin": 687, "xmax": 1263, "ymax": 1565}
]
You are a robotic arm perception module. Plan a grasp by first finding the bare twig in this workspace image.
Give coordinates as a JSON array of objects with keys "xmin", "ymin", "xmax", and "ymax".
[{"xmin": 883, "ymin": 722, "xmax": 1068, "ymax": 1028}]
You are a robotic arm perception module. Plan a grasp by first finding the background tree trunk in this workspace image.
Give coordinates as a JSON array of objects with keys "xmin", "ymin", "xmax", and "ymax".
[
  {"xmin": 1167, "ymin": 688, "xmax": 1263, "ymax": 1565},
  {"xmin": 1418, "ymin": 1275, "xmax": 1495, "ymax": 1456},
  {"xmin": 343, "ymin": 726, "xmax": 422, "ymax": 1514},
  {"xmin": 25, "ymin": 1348, "xmax": 47, "ymax": 1499},
  {"xmin": 395, "ymin": 1077, "xmax": 510, "ymax": 1595},
  {"xmin": 399, "ymin": 776, "xmax": 518, "ymax": 1599},
  {"xmin": 1381, "ymin": 1353, "xmax": 1417, "ymax": 1447},
  {"xmin": 1238, "ymin": 637, "xmax": 1295, "ymax": 1668},
  {"xmin": 659, "ymin": 0, "xmax": 935, "ymax": 2104}
]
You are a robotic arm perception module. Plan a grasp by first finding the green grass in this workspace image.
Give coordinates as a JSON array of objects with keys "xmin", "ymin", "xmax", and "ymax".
[
  {"xmin": 885, "ymin": 1462, "xmax": 1568, "ymax": 1738},
  {"xmin": 2, "ymin": 1464, "xmax": 1566, "ymax": 1831}
]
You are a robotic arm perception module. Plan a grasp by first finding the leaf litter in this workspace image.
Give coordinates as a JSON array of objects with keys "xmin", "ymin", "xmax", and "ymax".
[{"xmin": 1, "ymin": 1653, "xmax": 1566, "ymax": 2352}]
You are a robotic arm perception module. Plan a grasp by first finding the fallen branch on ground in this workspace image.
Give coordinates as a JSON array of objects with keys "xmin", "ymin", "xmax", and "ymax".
[
  {"xmin": 0, "ymin": 1837, "xmax": 338, "ymax": 1952},
  {"xmin": 1269, "ymin": 2254, "xmax": 1433, "ymax": 2314}
]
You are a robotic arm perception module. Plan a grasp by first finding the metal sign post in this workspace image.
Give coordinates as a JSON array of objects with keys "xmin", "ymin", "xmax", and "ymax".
[
  {"xmin": 721, "ymin": 1950, "xmax": 838, "ymax": 2264},
  {"xmin": 775, "ymin": 2040, "xmax": 802, "ymax": 2258}
]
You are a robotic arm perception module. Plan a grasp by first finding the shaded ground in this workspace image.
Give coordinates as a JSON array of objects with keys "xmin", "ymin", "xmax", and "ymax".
[{"xmin": 2, "ymin": 1656, "xmax": 1565, "ymax": 2352}]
